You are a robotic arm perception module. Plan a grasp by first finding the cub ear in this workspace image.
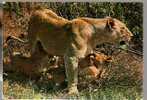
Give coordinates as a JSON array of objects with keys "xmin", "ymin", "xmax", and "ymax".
[{"xmin": 106, "ymin": 17, "xmax": 115, "ymax": 31}]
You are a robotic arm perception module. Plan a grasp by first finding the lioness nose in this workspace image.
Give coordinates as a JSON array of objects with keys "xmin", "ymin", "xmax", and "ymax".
[{"xmin": 119, "ymin": 41, "xmax": 126, "ymax": 45}]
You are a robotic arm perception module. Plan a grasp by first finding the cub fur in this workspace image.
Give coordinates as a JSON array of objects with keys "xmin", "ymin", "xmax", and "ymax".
[{"xmin": 79, "ymin": 53, "xmax": 112, "ymax": 80}]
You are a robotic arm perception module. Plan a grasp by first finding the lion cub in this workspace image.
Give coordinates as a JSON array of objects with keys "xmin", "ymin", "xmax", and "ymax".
[{"xmin": 79, "ymin": 52, "xmax": 112, "ymax": 80}]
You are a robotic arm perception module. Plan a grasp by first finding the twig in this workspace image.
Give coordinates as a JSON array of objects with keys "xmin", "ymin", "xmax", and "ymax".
[
  {"xmin": 94, "ymin": 45, "xmax": 143, "ymax": 56},
  {"xmin": 117, "ymin": 47, "xmax": 143, "ymax": 56},
  {"xmin": 6, "ymin": 35, "xmax": 27, "ymax": 43}
]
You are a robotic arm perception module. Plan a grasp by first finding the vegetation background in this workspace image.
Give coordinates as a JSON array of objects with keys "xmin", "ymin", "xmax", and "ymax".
[{"xmin": 3, "ymin": 2, "xmax": 143, "ymax": 99}]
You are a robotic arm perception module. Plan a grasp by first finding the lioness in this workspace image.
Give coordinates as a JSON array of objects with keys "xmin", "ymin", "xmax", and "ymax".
[{"xmin": 27, "ymin": 8, "xmax": 133, "ymax": 95}]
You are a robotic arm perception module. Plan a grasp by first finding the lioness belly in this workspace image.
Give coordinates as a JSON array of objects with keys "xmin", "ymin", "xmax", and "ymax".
[
  {"xmin": 38, "ymin": 32, "xmax": 69, "ymax": 56},
  {"xmin": 43, "ymin": 41, "xmax": 68, "ymax": 56}
]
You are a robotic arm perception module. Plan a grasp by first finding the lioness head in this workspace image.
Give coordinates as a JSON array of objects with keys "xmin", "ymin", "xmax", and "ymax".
[
  {"xmin": 92, "ymin": 17, "xmax": 133, "ymax": 46},
  {"xmin": 106, "ymin": 17, "xmax": 133, "ymax": 44}
]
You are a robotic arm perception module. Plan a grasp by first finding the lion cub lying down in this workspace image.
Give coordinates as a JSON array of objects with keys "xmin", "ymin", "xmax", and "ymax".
[
  {"xmin": 79, "ymin": 53, "xmax": 112, "ymax": 80},
  {"xmin": 45, "ymin": 52, "xmax": 112, "ymax": 87},
  {"xmin": 4, "ymin": 52, "xmax": 112, "ymax": 86}
]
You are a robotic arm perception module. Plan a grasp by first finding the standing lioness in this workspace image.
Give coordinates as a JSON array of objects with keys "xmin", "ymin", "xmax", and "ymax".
[{"xmin": 28, "ymin": 8, "xmax": 133, "ymax": 95}]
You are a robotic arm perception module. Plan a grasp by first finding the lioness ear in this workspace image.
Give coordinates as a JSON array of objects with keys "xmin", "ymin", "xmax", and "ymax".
[{"xmin": 106, "ymin": 18, "xmax": 115, "ymax": 31}]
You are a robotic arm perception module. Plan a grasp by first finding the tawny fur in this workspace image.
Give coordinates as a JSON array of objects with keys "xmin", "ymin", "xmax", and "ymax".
[
  {"xmin": 27, "ymin": 8, "xmax": 133, "ymax": 93},
  {"xmin": 79, "ymin": 53, "xmax": 112, "ymax": 79},
  {"xmin": 28, "ymin": 9, "xmax": 133, "ymax": 58}
]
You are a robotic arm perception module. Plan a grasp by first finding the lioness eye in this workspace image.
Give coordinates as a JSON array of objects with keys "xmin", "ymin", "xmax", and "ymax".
[{"xmin": 121, "ymin": 27, "xmax": 125, "ymax": 29}]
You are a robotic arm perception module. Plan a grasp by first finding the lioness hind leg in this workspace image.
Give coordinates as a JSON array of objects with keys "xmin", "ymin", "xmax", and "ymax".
[
  {"xmin": 27, "ymin": 21, "xmax": 38, "ymax": 57},
  {"xmin": 30, "ymin": 41, "xmax": 48, "ymax": 61},
  {"xmin": 64, "ymin": 54, "xmax": 79, "ymax": 96}
]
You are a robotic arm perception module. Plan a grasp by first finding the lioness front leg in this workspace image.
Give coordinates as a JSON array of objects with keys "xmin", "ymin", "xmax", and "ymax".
[{"xmin": 64, "ymin": 52, "xmax": 79, "ymax": 96}]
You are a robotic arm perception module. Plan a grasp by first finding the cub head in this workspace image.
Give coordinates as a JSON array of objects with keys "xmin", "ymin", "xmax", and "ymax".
[
  {"xmin": 105, "ymin": 17, "xmax": 133, "ymax": 45},
  {"xmin": 79, "ymin": 52, "xmax": 112, "ymax": 69},
  {"xmin": 88, "ymin": 53, "xmax": 112, "ymax": 64}
]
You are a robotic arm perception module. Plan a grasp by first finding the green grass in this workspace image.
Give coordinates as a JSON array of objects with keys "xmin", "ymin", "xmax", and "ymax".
[
  {"xmin": 3, "ymin": 79, "xmax": 143, "ymax": 100},
  {"xmin": 79, "ymin": 86, "xmax": 142, "ymax": 100}
]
